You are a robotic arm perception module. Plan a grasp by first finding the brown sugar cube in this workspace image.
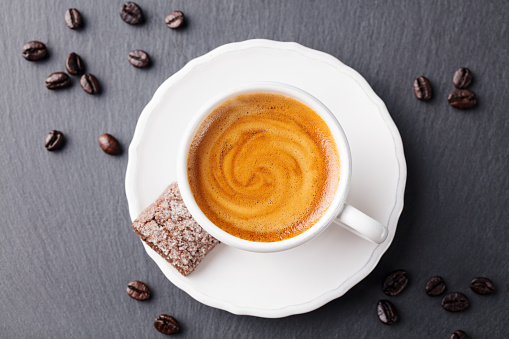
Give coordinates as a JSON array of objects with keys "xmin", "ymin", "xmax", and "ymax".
[{"xmin": 132, "ymin": 182, "xmax": 220, "ymax": 276}]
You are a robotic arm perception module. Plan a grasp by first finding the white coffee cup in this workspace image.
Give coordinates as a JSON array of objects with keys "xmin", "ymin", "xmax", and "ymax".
[{"xmin": 177, "ymin": 82, "xmax": 388, "ymax": 253}]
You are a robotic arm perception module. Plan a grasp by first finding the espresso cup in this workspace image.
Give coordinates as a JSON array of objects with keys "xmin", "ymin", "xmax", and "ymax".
[{"xmin": 177, "ymin": 82, "xmax": 388, "ymax": 253}]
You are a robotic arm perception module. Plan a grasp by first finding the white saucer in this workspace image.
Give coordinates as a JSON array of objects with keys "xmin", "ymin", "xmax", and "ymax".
[{"xmin": 125, "ymin": 39, "xmax": 406, "ymax": 318}]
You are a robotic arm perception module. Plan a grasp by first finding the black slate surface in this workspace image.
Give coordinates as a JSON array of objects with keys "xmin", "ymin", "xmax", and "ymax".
[{"xmin": 1, "ymin": 1, "xmax": 508, "ymax": 338}]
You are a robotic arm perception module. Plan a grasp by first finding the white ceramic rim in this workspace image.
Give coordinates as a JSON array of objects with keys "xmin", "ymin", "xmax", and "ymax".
[
  {"xmin": 176, "ymin": 82, "xmax": 352, "ymax": 253},
  {"xmin": 125, "ymin": 39, "xmax": 406, "ymax": 318}
]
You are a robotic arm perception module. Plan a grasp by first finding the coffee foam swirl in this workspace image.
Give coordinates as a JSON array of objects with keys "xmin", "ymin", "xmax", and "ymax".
[{"xmin": 187, "ymin": 93, "xmax": 340, "ymax": 242}]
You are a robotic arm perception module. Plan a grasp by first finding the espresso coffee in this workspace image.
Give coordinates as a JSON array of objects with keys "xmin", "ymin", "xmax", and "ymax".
[{"xmin": 187, "ymin": 92, "xmax": 340, "ymax": 242}]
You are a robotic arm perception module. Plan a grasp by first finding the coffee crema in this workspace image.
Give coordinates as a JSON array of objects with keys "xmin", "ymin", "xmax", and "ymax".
[{"xmin": 187, "ymin": 92, "xmax": 340, "ymax": 242}]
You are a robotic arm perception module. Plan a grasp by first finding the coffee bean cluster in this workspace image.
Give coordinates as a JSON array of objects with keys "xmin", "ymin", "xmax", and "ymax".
[
  {"xmin": 448, "ymin": 68, "xmax": 476, "ymax": 109},
  {"xmin": 29, "ymin": 3, "xmax": 187, "ymax": 334},
  {"xmin": 118, "ymin": 2, "xmax": 185, "ymax": 29},
  {"xmin": 25, "ymin": 10, "xmax": 100, "ymax": 95},
  {"xmin": 413, "ymin": 68, "xmax": 477, "ymax": 109},
  {"xmin": 126, "ymin": 280, "xmax": 180, "ymax": 335},
  {"xmin": 377, "ymin": 270, "xmax": 495, "ymax": 338},
  {"xmin": 376, "ymin": 270, "xmax": 408, "ymax": 326},
  {"xmin": 25, "ymin": 3, "xmax": 184, "ymax": 154}
]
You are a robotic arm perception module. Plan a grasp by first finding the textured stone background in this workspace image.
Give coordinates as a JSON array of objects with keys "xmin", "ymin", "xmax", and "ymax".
[{"xmin": 1, "ymin": 1, "xmax": 508, "ymax": 338}]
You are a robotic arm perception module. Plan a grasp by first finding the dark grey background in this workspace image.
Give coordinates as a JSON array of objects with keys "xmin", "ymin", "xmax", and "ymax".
[{"xmin": 1, "ymin": 0, "xmax": 507, "ymax": 338}]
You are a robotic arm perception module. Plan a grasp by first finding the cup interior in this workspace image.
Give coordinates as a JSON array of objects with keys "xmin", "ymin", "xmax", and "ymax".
[{"xmin": 177, "ymin": 82, "xmax": 352, "ymax": 252}]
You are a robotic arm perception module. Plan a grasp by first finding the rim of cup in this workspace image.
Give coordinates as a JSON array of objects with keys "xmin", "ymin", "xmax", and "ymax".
[{"xmin": 177, "ymin": 81, "xmax": 352, "ymax": 253}]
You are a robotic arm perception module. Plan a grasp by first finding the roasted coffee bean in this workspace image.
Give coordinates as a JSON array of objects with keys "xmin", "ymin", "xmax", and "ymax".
[
  {"xmin": 470, "ymin": 277, "xmax": 495, "ymax": 295},
  {"xmin": 65, "ymin": 8, "xmax": 82, "ymax": 29},
  {"xmin": 442, "ymin": 292, "xmax": 469, "ymax": 312},
  {"xmin": 44, "ymin": 130, "xmax": 65, "ymax": 151},
  {"xmin": 46, "ymin": 72, "xmax": 71, "ymax": 89},
  {"xmin": 425, "ymin": 276, "xmax": 446, "ymax": 296},
  {"xmin": 98, "ymin": 133, "xmax": 121, "ymax": 155},
  {"xmin": 65, "ymin": 52, "xmax": 85, "ymax": 75},
  {"xmin": 80, "ymin": 73, "xmax": 99, "ymax": 94},
  {"xmin": 22, "ymin": 41, "xmax": 47, "ymax": 61},
  {"xmin": 126, "ymin": 281, "xmax": 150, "ymax": 301},
  {"xmin": 128, "ymin": 50, "xmax": 150, "ymax": 68},
  {"xmin": 376, "ymin": 300, "xmax": 398, "ymax": 325},
  {"xmin": 448, "ymin": 89, "xmax": 477, "ymax": 109},
  {"xmin": 154, "ymin": 314, "xmax": 180, "ymax": 335},
  {"xmin": 165, "ymin": 11, "xmax": 185, "ymax": 29},
  {"xmin": 382, "ymin": 270, "xmax": 408, "ymax": 296},
  {"xmin": 453, "ymin": 67, "xmax": 472, "ymax": 89},
  {"xmin": 413, "ymin": 76, "xmax": 432, "ymax": 101},
  {"xmin": 451, "ymin": 330, "xmax": 469, "ymax": 339},
  {"xmin": 120, "ymin": 2, "xmax": 143, "ymax": 25}
]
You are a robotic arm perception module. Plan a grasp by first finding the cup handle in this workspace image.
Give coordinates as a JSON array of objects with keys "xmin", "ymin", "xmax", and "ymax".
[{"xmin": 332, "ymin": 204, "xmax": 388, "ymax": 244}]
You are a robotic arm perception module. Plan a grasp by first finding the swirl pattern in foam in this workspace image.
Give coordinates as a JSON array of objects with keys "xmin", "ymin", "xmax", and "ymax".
[{"xmin": 187, "ymin": 92, "xmax": 340, "ymax": 242}]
